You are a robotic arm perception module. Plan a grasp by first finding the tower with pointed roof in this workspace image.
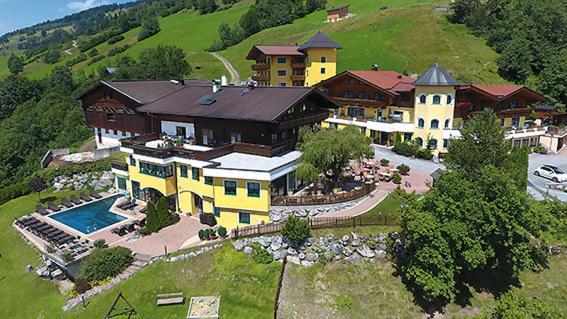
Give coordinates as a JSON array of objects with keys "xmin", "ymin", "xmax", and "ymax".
[
  {"xmin": 413, "ymin": 63, "xmax": 459, "ymax": 155},
  {"xmin": 245, "ymin": 31, "xmax": 341, "ymax": 87}
]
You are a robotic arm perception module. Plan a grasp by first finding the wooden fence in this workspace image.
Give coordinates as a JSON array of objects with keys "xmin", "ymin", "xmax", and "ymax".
[
  {"xmin": 231, "ymin": 215, "xmax": 397, "ymax": 239},
  {"xmin": 272, "ymin": 182, "xmax": 375, "ymax": 206}
]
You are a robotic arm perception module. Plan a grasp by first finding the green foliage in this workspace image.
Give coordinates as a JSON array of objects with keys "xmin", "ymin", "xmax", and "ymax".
[
  {"xmin": 38, "ymin": 161, "xmax": 111, "ymax": 184},
  {"xmin": 93, "ymin": 239, "xmax": 106, "ymax": 249},
  {"xmin": 29, "ymin": 177, "xmax": 48, "ymax": 196},
  {"xmin": 397, "ymin": 164, "xmax": 410, "ymax": 175},
  {"xmin": 253, "ymin": 247, "xmax": 273, "ymax": 264},
  {"xmin": 0, "ymin": 75, "xmax": 42, "ymax": 121},
  {"xmin": 106, "ymin": 44, "xmax": 130, "ymax": 57},
  {"xmin": 218, "ymin": 226, "xmax": 227, "ymax": 238},
  {"xmin": 0, "ymin": 180, "xmax": 31, "ymax": 205},
  {"xmin": 138, "ymin": 17, "xmax": 161, "ymax": 41},
  {"xmin": 539, "ymin": 50, "xmax": 567, "ymax": 107},
  {"xmin": 73, "ymin": 276, "xmax": 92, "ymax": 294},
  {"xmin": 497, "ymin": 36, "xmax": 531, "ymax": 83},
  {"xmin": 380, "ymin": 158, "xmax": 390, "ymax": 166},
  {"xmin": 282, "ymin": 215, "xmax": 310, "ymax": 248},
  {"xmin": 477, "ymin": 289, "xmax": 561, "ymax": 319},
  {"xmin": 80, "ymin": 246, "xmax": 134, "ymax": 281},
  {"xmin": 43, "ymin": 49, "xmax": 61, "ymax": 64},
  {"xmin": 107, "ymin": 35, "xmax": 125, "ymax": 45},
  {"xmin": 392, "ymin": 173, "xmax": 402, "ymax": 184},
  {"xmin": 8, "ymin": 54, "xmax": 23, "ymax": 75},
  {"xmin": 393, "ymin": 141, "xmax": 418, "ymax": 157},
  {"xmin": 61, "ymin": 249, "xmax": 74, "ymax": 262},
  {"xmin": 197, "ymin": 0, "xmax": 218, "ymax": 14},
  {"xmin": 141, "ymin": 197, "xmax": 179, "ymax": 235},
  {"xmin": 295, "ymin": 162, "xmax": 319, "ymax": 187},
  {"xmin": 87, "ymin": 55, "xmax": 105, "ymax": 66},
  {"xmin": 298, "ymin": 125, "xmax": 373, "ymax": 188},
  {"xmin": 114, "ymin": 45, "xmax": 191, "ymax": 80},
  {"xmin": 416, "ymin": 148, "xmax": 433, "ymax": 160},
  {"xmin": 87, "ymin": 48, "xmax": 98, "ymax": 57}
]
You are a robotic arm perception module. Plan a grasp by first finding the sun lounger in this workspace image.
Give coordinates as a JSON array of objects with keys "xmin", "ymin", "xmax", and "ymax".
[
  {"xmin": 139, "ymin": 207, "xmax": 147, "ymax": 214},
  {"xmin": 35, "ymin": 205, "xmax": 49, "ymax": 215},
  {"xmin": 111, "ymin": 227, "xmax": 126, "ymax": 236},
  {"xmin": 90, "ymin": 191, "xmax": 102, "ymax": 199},
  {"xmin": 80, "ymin": 193, "xmax": 93, "ymax": 202},
  {"xmin": 47, "ymin": 202, "xmax": 61, "ymax": 212},
  {"xmin": 117, "ymin": 198, "xmax": 132, "ymax": 209},
  {"xmin": 61, "ymin": 198, "xmax": 74, "ymax": 208},
  {"xmin": 122, "ymin": 200, "xmax": 137, "ymax": 210},
  {"xmin": 70, "ymin": 196, "xmax": 82, "ymax": 205},
  {"xmin": 21, "ymin": 218, "xmax": 41, "ymax": 228},
  {"xmin": 125, "ymin": 223, "xmax": 136, "ymax": 232}
]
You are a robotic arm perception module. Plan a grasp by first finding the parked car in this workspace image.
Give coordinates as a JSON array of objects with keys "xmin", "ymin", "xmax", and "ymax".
[{"xmin": 534, "ymin": 165, "xmax": 567, "ymax": 183}]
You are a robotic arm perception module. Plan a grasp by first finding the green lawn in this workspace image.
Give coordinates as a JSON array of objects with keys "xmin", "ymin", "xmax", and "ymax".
[
  {"xmin": 0, "ymin": 53, "xmax": 10, "ymax": 78},
  {"xmin": 0, "ymin": 190, "xmax": 281, "ymax": 318},
  {"xmin": 186, "ymin": 52, "xmax": 227, "ymax": 81}
]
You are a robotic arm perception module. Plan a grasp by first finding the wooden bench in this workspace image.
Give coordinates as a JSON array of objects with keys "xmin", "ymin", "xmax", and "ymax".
[{"xmin": 156, "ymin": 292, "xmax": 184, "ymax": 306}]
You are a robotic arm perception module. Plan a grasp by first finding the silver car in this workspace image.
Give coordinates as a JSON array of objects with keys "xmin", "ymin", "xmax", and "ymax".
[{"xmin": 534, "ymin": 165, "xmax": 567, "ymax": 183}]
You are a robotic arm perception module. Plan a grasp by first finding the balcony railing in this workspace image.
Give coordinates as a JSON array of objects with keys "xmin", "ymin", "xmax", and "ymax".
[
  {"xmin": 111, "ymin": 161, "xmax": 128, "ymax": 171},
  {"xmin": 291, "ymin": 62, "xmax": 306, "ymax": 69},
  {"xmin": 251, "ymin": 63, "xmax": 269, "ymax": 71},
  {"xmin": 252, "ymin": 75, "xmax": 270, "ymax": 82},
  {"xmin": 279, "ymin": 111, "xmax": 330, "ymax": 130},
  {"xmin": 290, "ymin": 74, "xmax": 305, "ymax": 81}
]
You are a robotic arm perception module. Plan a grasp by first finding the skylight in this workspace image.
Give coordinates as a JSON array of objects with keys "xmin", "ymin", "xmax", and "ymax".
[{"xmin": 200, "ymin": 97, "xmax": 216, "ymax": 106}]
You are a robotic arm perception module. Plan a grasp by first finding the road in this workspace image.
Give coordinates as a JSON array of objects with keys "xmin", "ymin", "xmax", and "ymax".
[
  {"xmin": 64, "ymin": 40, "xmax": 78, "ymax": 55},
  {"xmin": 372, "ymin": 145, "xmax": 444, "ymax": 174},
  {"xmin": 211, "ymin": 52, "xmax": 240, "ymax": 85}
]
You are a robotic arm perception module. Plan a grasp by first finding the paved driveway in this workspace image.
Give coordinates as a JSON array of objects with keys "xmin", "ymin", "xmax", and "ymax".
[
  {"xmin": 372, "ymin": 145, "xmax": 444, "ymax": 174},
  {"xmin": 528, "ymin": 149, "xmax": 567, "ymax": 201}
]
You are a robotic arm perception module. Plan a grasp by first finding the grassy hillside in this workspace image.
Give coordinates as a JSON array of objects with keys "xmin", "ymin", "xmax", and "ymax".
[{"xmin": 0, "ymin": 0, "xmax": 506, "ymax": 84}]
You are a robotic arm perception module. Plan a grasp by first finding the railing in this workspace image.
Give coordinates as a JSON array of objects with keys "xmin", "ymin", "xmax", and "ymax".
[
  {"xmin": 332, "ymin": 97, "xmax": 389, "ymax": 107},
  {"xmin": 272, "ymin": 182, "xmax": 375, "ymax": 206},
  {"xmin": 231, "ymin": 214, "xmax": 397, "ymax": 239},
  {"xmin": 291, "ymin": 62, "xmax": 306, "ymax": 69},
  {"xmin": 252, "ymin": 75, "xmax": 270, "ymax": 82},
  {"xmin": 111, "ymin": 161, "xmax": 128, "ymax": 171},
  {"xmin": 278, "ymin": 111, "xmax": 330, "ymax": 130},
  {"xmin": 290, "ymin": 74, "xmax": 305, "ymax": 81},
  {"xmin": 251, "ymin": 63, "xmax": 269, "ymax": 71}
]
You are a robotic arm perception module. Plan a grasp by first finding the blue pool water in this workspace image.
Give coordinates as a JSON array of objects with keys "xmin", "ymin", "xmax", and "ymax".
[{"xmin": 49, "ymin": 195, "xmax": 127, "ymax": 234}]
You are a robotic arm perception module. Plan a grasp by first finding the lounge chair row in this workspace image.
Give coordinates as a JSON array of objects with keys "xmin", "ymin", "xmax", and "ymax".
[
  {"xmin": 15, "ymin": 215, "xmax": 77, "ymax": 247},
  {"xmin": 111, "ymin": 218, "xmax": 146, "ymax": 237},
  {"xmin": 116, "ymin": 197, "xmax": 138, "ymax": 210},
  {"xmin": 35, "ymin": 191, "xmax": 103, "ymax": 215}
]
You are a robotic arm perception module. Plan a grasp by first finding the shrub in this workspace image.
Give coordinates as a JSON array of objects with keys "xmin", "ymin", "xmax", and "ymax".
[
  {"xmin": 380, "ymin": 158, "xmax": 390, "ymax": 166},
  {"xmin": 73, "ymin": 276, "xmax": 91, "ymax": 294},
  {"xmin": 0, "ymin": 180, "xmax": 31, "ymax": 205},
  {"xmin": 107, "ymin": 35, "xmax": 125, "ymax": 45},
  {"xmin": 198, "ymin": 229, "xmax": 206, "ymax": 240},
  {"xmin": 141, "ymin": 197, "xmax": 179, "ymax": 235},
  {"xmin": 218, "ymin": 226, "xmax": 227, "ymax": 238},
  {"xmin": 93, "ymin": 239, "xmax": 106, "ymax": 249},
  {"xmin": 397, "ymin": 164, "xmax": 411, "ymax": 175},
  {"xmin": 253, "ymin": 247, "xmax": 273, "ymax": 264},
  {"xmin": 106, "ymin": 44, "xmax": 130, "ymax": 57},
  {"xmin": 87, "ymin": 55, "xmax": 105, "ymax": 66},
  {"xmin": 392, "ymin": 173, "xmax": 402, "ymax": 184},
  {"xmin": 393, "ymin": 141, "xmax": 418, "ymax": 157},
  {"xmin": 416, "ymin": 148, "xmax": 433, "ymax": 160},
  {"xmin": 61, "ymin": 249, "xmax": 74, "ymax": 262},
  {"xmin": 282, "ymin": 215, "xmax": 310, "ymax": 247},
  {"xmin": 81, "ymin": 246, "xmax": 133, "ymax": 281}
]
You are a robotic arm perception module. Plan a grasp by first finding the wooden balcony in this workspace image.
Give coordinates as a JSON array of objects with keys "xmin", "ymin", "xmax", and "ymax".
[
  {"xmin": 252, "ymin": 75, "xmax": 270, "ymax": 82},
  {"xmin": 290, "ymin": 74, "xmax": 305, "ymax": 81},
  {"xmin": 251, "ymin": 63, "xmax": 269, "ymax": 71},
  {"xmin": 291, "ymin": 62, "xmax": 305, "ymax": 69},
  {"xmin": 278, "ymin": 111, "xmax": 330, "ymax": 130},
  {"xmin": 111, "ymin": 161, "xmax": 128, "ymax": 171}
]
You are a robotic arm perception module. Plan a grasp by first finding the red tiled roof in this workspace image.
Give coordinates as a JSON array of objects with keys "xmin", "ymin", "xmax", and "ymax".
[
  {"xmin": 349, "ymin": 70, "xmax": 415, "ymax": 93},
  {"xmin": 254, "ymin": 45, "xmax": 303, "ymax": 56},
  {"xmin": 472, "ymin": 84, "xmax": 523, "ymax": 97}
]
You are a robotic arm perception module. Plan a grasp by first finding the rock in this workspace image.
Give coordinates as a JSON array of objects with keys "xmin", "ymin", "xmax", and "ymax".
[
  {"xmin": 356, "ymin": 245, "xmax": 375, "ymax": 258},
  {"xmin": 298, "ymin": 252, "xmax": 305, "ymax": 260},
  {"xmin": 297, "ymin": 209, "xmax": 309, "ymax": 218},
  {"xmin": 308, "ymin": 210, "xmax": 319, "ymax": 217},
  {"xmin": 351, "ymin": 239, "xmax": 361, "ymax": 247},
  {"xmin": 233, "ymin": 240, "xmax": 246, "ymax": 251},
  {"xmin": 375, "ymin": 250, "xmax": 387, "ymax": 259},
  {"xmin": 257, "ymin": 236, "xmax": 271, "ymax": 248},
  {"xmin": 379, "ymin": 233, "xmax": 387, "ymax": 242},
  {"xmin": 351, "ymin": 232, "xmax": 360, "ymax": 241},
  {"xmin": 341, "ymin": 235, "xmax": 349, "ymax": 243},
  {"xmin": 305, "ymin": 252, "xmax": 318, "ymax": 262},
  {"xmin": 287, "ymin": 247, "xmax": 297, "ymax": 255},
  {"xmin": 271, "ymin": 212, "xmax": 282, "ymax": 222},
  {"xmin": 346, "ymin": 254, "xmax": 362, "ymax": 265},
  {"xmin": 329, "ymin": 243, "xmax": 342, "ymax": 255},
  {"xmin": 288, "ymin": 256, "xmax": 301, "ymax": 265},
  {"xmin": 270, "ymin": 236, "xmax": 283, "ymax": 251},
  {"xmin": 301, "ymin": 260, "xmax": 315, "ymax": 267},
  {"xmin": 36, "ymin": 266, "xmax": 50, "ymax": 278},
  {"xmin": 244, "ymin": 246, "xmax": 254, "ymax": 256},
  {"xmin": 273, "ymin": 250, "xmax": 287, "ymax": 261},
  {"xmin": 24, "ymin": 264, "xmax": 33, "ymax": 272},
  {"xmin": 343, "ymin": 246, "xmax": 353, "ymax": 257},
  {"xmin": 378, "ymin": 243, "xmax": 387, "ymax": 251}
]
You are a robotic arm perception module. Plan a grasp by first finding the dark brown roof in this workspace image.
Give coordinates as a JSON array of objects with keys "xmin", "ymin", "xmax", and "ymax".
[
  {"xmin": 298, "ymin": 32, "xmax": 342, "ymax": 51},
  {"xmin": 101, "ymin": 79, "xmax": 211, "ymax": 104},
  {"xmin": 137, "ymin": 85, "xmax": 337, "ymax": 122},
  {"xmin": 327, "ymin": 5, "xmax": 349, "ymax": 13}
]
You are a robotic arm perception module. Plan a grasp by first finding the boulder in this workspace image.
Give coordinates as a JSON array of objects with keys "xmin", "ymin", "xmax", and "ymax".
[
  {"xmin": 298, "ymin": 252, "xmax": 305, "ymax": 260},
  {"xmin": 378, "ymin": 243, "xmax": 387, "ymax": 251},
  {"xmin": 305, "ymin": 252, "xmax": 318, "ymax": 262},
  {"xmin": 244, "ymin": 246, "xmax": 254, "ymax": 256},
  {"xmin": 24, "ymin": 264, "xmax": 33, "ymax": 272},
  {"xmin": 329, "ymin": 243, "xmax": 342, "ymax": 255},
  {"xmin": 297, "ymin": 209, "xmax": 309, "ymax": 218},
  {"xmin": 308, "ymin": 210, "xmax": 319, "ymax": 217},
  {"xmin": 273, "ymin": 250, "xmax": 287, "ymax": 261},
  {"xmin": 351, "ymin": 239, "xmax": 361, "ymax": 247},
  {"xmin": 341, "ymin": 235, "xmax": 349, "ymax": 243},
  {"xmin": 345, "ymin": 254, "xmax": 362, "ymax": 265},
  {"xmin": 287, "ymin": 247, "xmax": 297, "ymax": 256},
  {"xmin": 232, "ymin": 240, "xmax": 246, "ymax": 251},
  {"xmin": 356, "ymin": 245, "xmax": 375, "ymax": 258},
  {"xmin": 342, "ymin": 246, "xmax": 353, "ymax": 257},
  {"xmin": 257, "ymin": 236, "xmax": 271, "ymax": 248},
  {"xmin": 301, "ymin": 260, "xmax": 315, "ymax": 267},
  {"xmin": 270, "ymin": 236, "xmax": 283, "ymax": 251},
  {"xmin": 288, "ymin": 256, "xmax": 301, "ymax": 265},
  {"xmin": 375, "ymin": 250, "xmax": 387, "ymax": 259}
]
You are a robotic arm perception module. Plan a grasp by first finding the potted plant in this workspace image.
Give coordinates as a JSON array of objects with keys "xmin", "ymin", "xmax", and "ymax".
[
  {"xmin": 218, "ymin": 226, "xmax": 228, "ymax": 238},
  {"xmin": 397, "ymin": 164, "xmax": 410, "ymax": 176},
  {"xmin": 392, "ymin": 173, "xmax": 402, "ymax": 184},
  {"xmin": 380, "ymin": 158, "xmax": 390, "ymax": 166}
]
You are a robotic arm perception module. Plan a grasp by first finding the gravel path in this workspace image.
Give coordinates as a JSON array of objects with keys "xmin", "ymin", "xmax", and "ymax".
[{"xmin": 211, "ymin": 52, "xmax": 240, "ymax": 84}]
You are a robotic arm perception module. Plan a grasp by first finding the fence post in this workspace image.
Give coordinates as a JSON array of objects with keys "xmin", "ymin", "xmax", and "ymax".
[{"xmin": 352, "ymin": 216, "xmax": 355, "ymax": 228}]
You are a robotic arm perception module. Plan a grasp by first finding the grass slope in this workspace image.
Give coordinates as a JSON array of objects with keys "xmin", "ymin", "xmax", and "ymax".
[{"xmin": 0, "ymin": 190, "xmax": 280, "ymax": 318}]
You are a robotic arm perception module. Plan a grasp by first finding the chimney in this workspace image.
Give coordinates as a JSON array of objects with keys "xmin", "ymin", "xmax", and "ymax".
[
  {"xmin": 221, "ymin": 75, "xmax": 228, "ymax": 86},
  {"xmin": 371, "ymin": 64, "xmax": 379, "ymax": 71},
  {"xmin": 180, "ymin": 79, "xmax": 185, "ymax": 85},
  {"xmin": 212, "ymin": 79, "xmax": 222, "ymax": 93}
]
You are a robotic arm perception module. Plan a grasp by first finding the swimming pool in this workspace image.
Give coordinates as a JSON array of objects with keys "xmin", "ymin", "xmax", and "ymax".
[{"xmin": 49, "ymin": 195, "xmax": 127, "ymax": 234}]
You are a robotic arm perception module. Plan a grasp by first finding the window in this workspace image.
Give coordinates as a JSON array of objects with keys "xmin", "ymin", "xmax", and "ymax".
[
  {"xmin": 343, "ymin": 91, "xmax": 353, "ymax": 98},
  {"xmin": 113, "ymin": 130, "xmax": 118, "ymax": 135},
  {"xmin": 417, "ymin": 118, "xmax": 425, "ymax": 128},
  {"xmin": 277, "ymin": 57, "xmax": 286, "ymax": 64},
  {"xmin": 511, "ymin": 117, "xmax": 520, "ymax": 127},
  {"xmin": 358, "ymin": 91, "xmax": 369, "ymax": 99},
  {"xmin": 129, "ymin": 155, "xmax": 136, "ymax": 166},
  {"xmin": 447, "ymin": 95, "xmax": 452, "ymax": 104},
  {"xmin": 176, "ymin": 126, "xmax": 187, "ymax": 137},
  {"xmin": 404, "ymin": 133, "xmax": 413, "ymax": 141},
  {"xmin": 239, "ymin": 212, "xmax": 251, "ymax": 224},
  {"xmin": 430, "ymin": 119, "xmax": 439, "ymax": 129},
  {"xmin": 376, "ymin": 110, "xmax": 383, "ymax": 121},
  {"xmin": 501, "ymin": 118, "xmax": 505, "ymax": 126},
  {"xmin": 320, "ymin": 67, "xmax": 326, "ymax": 74},
  {"xmin": 213, "ymin": 206, "xmax": 220, "ymax": 217},
  {"xmin": 205, "ymin": 176, "xmax": 213, "ymax": 185},
  {"xmin": 415, "ymin": 137, "xmax": 423, "ymax": 147},
  {"xmin": 432, "ymin": 95, "xmax": 441, "ymax": 105},
  {"xmin": 230, "ymin": 132, "xmax": 242, "ymax": 143},
  {"xmin": 347, "ymin": 78, "xmax": 354, "ymax": 85},
  {"xmin": 247, "ymin": 182, "xmax": 260, "ymax": 197},
  {"xmin": 444, "ymin": 119, "xmax": 450, "ymax": 129},
  {"xmin": 419, "ymin": 94, "xmax": 426, "ymax": 104},
  {"xmin": 428, "ymin": 138, "xmax": 438, "ymax": 150},
  {"xmin": 117, "ymin": 177, "xmax": 127, "ymax": 190},
  {"xmin": 277, "ymin": 82, "xmax": 287, "ymax": 87},
  {"xmin": 105, "ymin": 128, "xmax": 109, "ymax": 134},
  {"xmin": 121, "ymin": 130, "xmax": 126, "ymax": 136},
  {"xmin": 374, "ymin": 92, "xmax": 385, "ymax": 101},
  {"xmin": 106, "ymin": 113, "xmax": 116, "ymax": 122},
  {"xmin": 443, "ymin": 139, "xmax": 449, "ymax": 149},
  {"xmin": 271, "ymin": 133, "xmax": 278, "ymax": 144},
  {"xmin": 97, "ymin": 127, "xmax": 101, "ymax": 133},
  {"xmin": 320, "ymin": 56, "xmax": 327, "ymax": 63},
  {"xmin": 180, "ymin": 165, "xmax": 188, "ymax": 178},
  {"xmin": 509, "ymin": 100, "xmax": 518, "ymax": 109},
  {"xmin": 139, "ymin": 162, "xmax": 174, "ymax": 178},
  {"xmin": 224, "ymin": 180, "xmax": 237, "ymax": 195},
  {"xmin": 192, "ymin": 167, "xmax": 199, "ymax": 181},
  {"xmin": 277, "ymin": 70, "xmax": 287, "ymax": 76},
  {"xmin": 202, "ymin": 129, "xmax": 213, "ymax": 145},
  {"xmin": 347, "ymin": 107, "xmax": 365, "ymax": 117}
]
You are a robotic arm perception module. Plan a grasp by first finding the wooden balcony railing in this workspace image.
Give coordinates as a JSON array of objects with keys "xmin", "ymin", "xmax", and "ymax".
[
  {"xmin": 252, "ymin": 75, "xmax": 270, "ymax": 82},
  {"xmin": 111, "ymin": 161, "xmax": 128, "ymax": 171},
  {"xmin": 291, "ymin": 62, "xmax": 306, "ymax": 69},
  {"xmin": 251, "ymin": 63, "xmax": 269, "ymax": 71},
  {"xmin": 272, "ymin": 182, "xmax": 375, "ymax": 206},
  {"xmin": 290, "ymin": 74, "xmax": 305, "ymax": 81},
  {"xmin": 278, "ymin": 111, "xmax": 329, "ymax": 130}
]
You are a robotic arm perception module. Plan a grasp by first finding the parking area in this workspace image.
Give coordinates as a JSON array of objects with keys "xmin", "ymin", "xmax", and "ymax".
[{"xmin": 528, "ymin": 148, "xmax": 567, "ymax": 201}]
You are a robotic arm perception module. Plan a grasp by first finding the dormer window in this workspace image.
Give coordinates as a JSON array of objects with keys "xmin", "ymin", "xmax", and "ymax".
[
  {"xmin": 432, "ymin": 95, "xmax": 441, "ymax": 105},
  {"xmin": 106, "ymin": 113, "xmax": 116, "ymax": 122},
  {"xmin": 509, "ymin": 100, "xmax": 518, "ymax": 109}
]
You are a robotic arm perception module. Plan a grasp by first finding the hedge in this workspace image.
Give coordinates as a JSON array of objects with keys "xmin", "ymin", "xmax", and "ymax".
[{"xmin": 81, "ymin": 246, "xmax": 133, "ymax": 281}]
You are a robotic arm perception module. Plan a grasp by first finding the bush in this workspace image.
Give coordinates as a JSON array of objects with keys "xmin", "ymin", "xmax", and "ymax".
[
  {"xmin": 87, "ymin": 55, "xmax": 105, "ymax": 66},
  {"xmin": 73, "ymin": 276, "xmax": 92, "ymax": 294},
  {"xmin": 0, "ymin": 180, "xmax": 31, "ymax": 205},
  {"xmin": 392, "ymin": 173, "xmax": 402, "ymax": 184},
  {"xmin": 380, "ymin": 158, "xmax": 390, "ymax": 166},
  {"xmin": 61, "ymin": 249, "xmax": 74, "ymax": 262},
  {"xmin": 397, "ymin": 164, "xmax": 410, "ymax": 175},
  {"xmin": 107, "ymin": 45, "xmax": 130, "ymax": 57},
  {"xmin": 37, "ymin": 161, "xmax": 111, "ymax": 183},
  {"xmin": 93, "ymin": 239, "xmax": 106, "ymax": 249},
  {"xmin": 393, "ymin": 141, "xmax": 418, "ymax": 157},
  {"xmin": 107, "ymin": 35, "xmax": 125, "ymax": 45},
  {"xmin": 282, "ymin": 215, "xmax": 310, "ymax": 247},
  {"xmin": 218, "ymin": 226, "xmax": 227, "ymax": 238},
  {"xmin": 81, "ymin": 246, "xmax": 133, "ymax": 281},
  {"xmin": 253, "ymin": 247, "xmax": 273, "ymax": 264},
  {"xmin": 198, "ymin": 229, "xmax": 206, "ymax": 240},
  {"xmin": 140, "ymin": 197, "xmax": 179, "ymax": 235},
  {"xmin": 416, "ymin": 148, "xmax": 433, "ymax": 160}
]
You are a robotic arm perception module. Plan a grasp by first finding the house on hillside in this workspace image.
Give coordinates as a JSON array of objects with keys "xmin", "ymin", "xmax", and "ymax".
[
  {"xmin": 326, "ymin": 5, "xmax": 350, "ymax": 23},
  {"xmin": 246, "ymin": 32, "xmax": 342, "ymax": 87},
  {"xmin": 317, "ymin": 63, "xmax": 548, "ymax": 155},
  {"xmin": 78, "ymin": 80, "xmax": 338, "ymax": 229}
]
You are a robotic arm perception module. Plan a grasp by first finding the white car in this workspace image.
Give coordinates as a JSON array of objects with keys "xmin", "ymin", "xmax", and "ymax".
[{"xmin": 534, "ymin": 165, "xmax": 567, "ymax": 183}]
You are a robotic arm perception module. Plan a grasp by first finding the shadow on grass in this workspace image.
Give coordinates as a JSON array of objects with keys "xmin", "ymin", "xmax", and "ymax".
[{"xmin": 39, "ymin": 196, "xmax": 56, "ymax": 204}]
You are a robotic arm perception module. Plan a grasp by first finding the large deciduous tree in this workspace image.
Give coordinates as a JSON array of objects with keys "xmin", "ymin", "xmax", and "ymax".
[
  {"xmin": 8, "ymin": 54, "xmax": 23, "ymax": 75},
  {"xmin": 114, "ymin": 45, "xmax": 191, "ymax": 80},
  {"xmin": 297, "ymin": 126, "xmax": 373, "ymax": 190}
]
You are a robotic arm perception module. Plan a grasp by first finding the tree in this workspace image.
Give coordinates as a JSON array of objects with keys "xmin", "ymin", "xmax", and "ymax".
[
  {"xmin": 144, "ymin": 202, "xmax": 159, "ymax": 233},
  {"xmin": 448, "ymin": 0, "xmax": 482, "ymax": 24},
  {"xmin": 115, "ymin": 45, "xmax": 191, "ymax": 80},
  {"xmin": 44, "ymin": 49, "xmax": 61, "ymax": 64},
  {"xmin": 298, "ymin": 125, "xmax": 373, "ymax": 190},
  {"xmin": 239, "ymin": 5, "xmax": 261, "ymax": 36},
  {"xmin": 0, "ymin": 75, "xmax": 41, "ymax": 121},
  {"xmin": 8, "ymin": 54, "xmax": 23, "ymax": 75},
  {"xmin": 478, "ymin": 289, "xmax": 561, "ymax": 319},
  {"xmin": 539, "ymin": 50, "xmax": 567, "ymax": 107},
  {"xmin": 295, "ymin": 163, "xmax": 319, "ymax": 193},
  {"xmin": 138, "ymin": 17, "xmax": 160, "ymax": 41},
  {"xmin": 282, "ymin": 215, "xmax": 310, "ymax": 247},
  {"xmin": 29, "ymin": 176, "xmax": 47, "ymax": 200},
  {"xmin": 197, "ymin": 0, "xmax": 218, "ymax": 14},
  {"xmin": 305, "ymin": 0, "xmax": 326, "ymax": 13}
]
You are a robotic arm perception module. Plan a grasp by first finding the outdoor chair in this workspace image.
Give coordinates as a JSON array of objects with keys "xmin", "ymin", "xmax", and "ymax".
[
  {"xmin": 89, "ymin": 191, "xmax": 102, "ymax": 199},
  {"xmin": 70, "ymin": 195, "xmax": 82, "ymax": 205},
  {"xmin": 47, "ymin": 202, "xmax": 61, "ymax": 212},
  {"xmin": 116, "ymin": 198, "xmax": 132, "ymax": 209},
  {"xmin": 35, "ymin": 205, "xmax": 49, "ymax": 215},
  {"xmin": 80, "ymin": 193, "xmax": 93, "ymax": 202},
  {"xmin": 61, "ymin": 198, "xmax": 74, "ymax": 208}
]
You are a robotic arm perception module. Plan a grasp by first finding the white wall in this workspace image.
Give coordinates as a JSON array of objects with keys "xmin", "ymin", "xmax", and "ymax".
[
  {"xmin": 161, "ymin": 120, "xmax": 195, "ymax": 138},
  {"xmin": 94, "ymin": 127, "xmax": 132, "ymax": 149}
]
